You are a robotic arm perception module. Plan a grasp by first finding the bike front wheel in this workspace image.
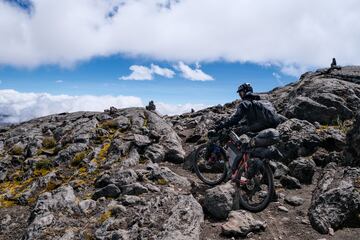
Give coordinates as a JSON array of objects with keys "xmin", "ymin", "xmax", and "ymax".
[
  {"xmin": 193, "ymin": 143, "xmax": 228, "ymax": 186},
  {"xmin": 236, "ymin": 160, "xmax": 274, "ymax": 212}
]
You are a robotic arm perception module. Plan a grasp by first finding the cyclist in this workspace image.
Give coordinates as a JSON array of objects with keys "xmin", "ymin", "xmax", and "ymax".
[{"xmin": 213, "ymin": 83, "xmax": 286, "ymax": 190}]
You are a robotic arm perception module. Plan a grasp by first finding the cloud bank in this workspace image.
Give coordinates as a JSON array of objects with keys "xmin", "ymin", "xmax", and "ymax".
[
  {"xmin": 1, "ymin": 0, "xmax": 360, "ymax": 74},
  {"xmin": 0, "ymin": 89, "xmax": 207, "ymax": 123}
]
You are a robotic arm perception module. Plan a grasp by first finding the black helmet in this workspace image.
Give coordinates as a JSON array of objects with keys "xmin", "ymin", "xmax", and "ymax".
[{"xmin": 237, "ymin": 83, "xmax": 253, "ymax": 94}]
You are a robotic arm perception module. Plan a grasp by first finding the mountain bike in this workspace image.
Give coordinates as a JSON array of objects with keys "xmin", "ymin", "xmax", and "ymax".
[{"xmin": 193, "ymin": 129, "xmax": 275, "ymax": 212}]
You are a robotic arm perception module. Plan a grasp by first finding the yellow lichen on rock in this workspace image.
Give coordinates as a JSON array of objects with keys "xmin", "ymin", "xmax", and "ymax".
[
  {"xmin": 97, "ymin": 143, "xmax": 110, "ymax": 162},
  {"xmin": 98, "ymin": 210, "xmax": 112, "ymax": 223}
]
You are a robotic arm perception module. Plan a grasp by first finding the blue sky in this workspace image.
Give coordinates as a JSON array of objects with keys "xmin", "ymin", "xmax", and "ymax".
[
  {"xmin": 1, "ymin": 0, "xmax": 359, "ymax": 122},
  {"xmin": 0, "ymin": 55, "xmax": 296, "ymax": 105}
]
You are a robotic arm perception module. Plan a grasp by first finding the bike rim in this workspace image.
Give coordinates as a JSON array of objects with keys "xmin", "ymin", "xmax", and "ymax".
[{"xmin": 195, "ymin": 145, "xmax": 227, "ymax": 184}]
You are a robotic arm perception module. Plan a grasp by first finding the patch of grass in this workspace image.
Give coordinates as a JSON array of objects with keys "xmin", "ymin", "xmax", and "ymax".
[
  {"xmin": 35, "ymin": 159, "xmax": 53, "ymax": 170},
  {"xmin": 100, "ymin": 120, "xmax": 118, "ymax": 130},
  {"xmin": 336, "ymin": 117, "xmax": 351, "ymax": 134},
  {"xmin": 10, "ymin": 145, "xmax": 24, "ymax": 156},
  {"xmin": 33, "ymin": 168, "xmax": 50, "ymax": 177},
  {"xmin": 42, "ymin": 137, "xmax": 57, "ymax": 149},
  {"xmin": 0, "ymin": 177, "xmax": 35, "ymax": 208},
  {"xmin": 71, "ymin": 151, "xmax": 87, "ymax": 167}
]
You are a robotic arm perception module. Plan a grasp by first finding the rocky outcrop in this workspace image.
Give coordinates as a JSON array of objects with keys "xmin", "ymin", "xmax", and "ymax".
[
  {"xmin": 267, "ymin": 66, "xmax": 360, "ymax": 124},
  {"xmin": 308, "ymin": 163, "xmax": 360, "ymax": 234}
]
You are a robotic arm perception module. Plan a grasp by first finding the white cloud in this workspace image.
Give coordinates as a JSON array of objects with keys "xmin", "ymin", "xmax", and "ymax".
[
  {"xmin": 176, "ymin": 61, "xmax": 214, "ymax": 81},
  {"xmin": 120, "ymin": 65, "xmax": 153, "ymax": 80},
  {"xmin": 120, "ymin": 64, "xmax": 175, "ymax": 80},
  {"xmin": 150, "ymin": 64, "xmax": 175, "ymax": 78},
  {"xmin": 1, "ymin": 0, "xmax": 360, "ymax": 74},
  {"xmin": 0, "ymin": 89, "xmax": 206, "ymax": 123},
  {"xmin": 55, "ymin": 80, "xmax": 63, "ymax": 83}
]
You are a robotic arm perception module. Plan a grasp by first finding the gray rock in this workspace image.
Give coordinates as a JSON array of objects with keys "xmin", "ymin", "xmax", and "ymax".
[
  {"xmin": 133, "ymin": 134, "xmax": 151, "ymax": 147},
  {"xmin": 95, "ymin": 173, "xmax": 113, "ymax": 189},
  {"xmin": 113, "ymin": 169, "xmax": 138, "ymax": 187},
  {"xmin": 122, "ymin": 148, "xmax": 140, "ymax": 167},
  {"xmin": 203, "ymin": 182, "xmax": 236, "ymax": 219},
  {"xmin": 121, "ymin": 183, "xmax": 148, "ymax": 196},
  {"xmin": 270, "ymin": 161, "xmax": 290, "ymax": 179},
  {"xmin": 276, "ymin": 119, "xmax": 320, "ymax": 162},
  {"xmin": 221, "ymin": 210, "xmax": 266, "ymax": 237},
  {"xmin": 23, "ymin": 185, "xmax": 79, "ymax": 240},
  {"xmin": 308, "ymin": 163, "xmax": 360, "ymax": 234},
  {"xmin": 146, "ymin": 163, "xmax": 190, "ymax": 188},
  {"xmin": 58, "ymin": 229, "xmax": 75, "ymax": 240},
  {"xmin": 285, "ymin": 196, "xmax": 304, "ymax": 206},
  {"xmin": 278, "ymin": 206, "xmax": 289, "ymax": 212},
  {"xmin": 56, "ymin": 143, "xmax": 88, "ymax": 163},
  {"xmin": 289, "ymin": 158, "xmax": 316, "ymax": 184},
  {"xmin": 79, "ymin": 199, "xmax": 97, "ymax": 214},
  {"xmin": 158, "ymin": 195, "xmax": 204, "ymax": 240},
  {"xmin": 280, "ymin": 175, "xmax": 302, "ymax": 189},
  {"xmin": 0, "ymin": 162, "xmax": 8, "ymax": 182},
  {"xmin": 113, "ymin": 116, "xmax": 130, "ymax": 130},
  {"xmin": 346, "ymin": 112, "xmax": 360, "ymax": 166},
  {"xmin": 121, "ymin": 195, "xmax": 144, "ymax": 206},
  {"xmin": 92, "ymin": 184, "xmax": 121, "ymax": 200},
  {"xmin": 144, "ymin": 144, "xmax": 165, "ymax": 163},
  {"xmin": 284, "ymin": 96, "xmax": 338, "ymax": 124}
]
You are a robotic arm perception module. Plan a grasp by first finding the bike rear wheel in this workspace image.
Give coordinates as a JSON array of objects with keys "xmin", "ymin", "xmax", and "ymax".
[
  {"xmin": 193, "ymin": 143, "xmax": 228, "ymax": 186},
  {"xmin": 236, "ymin": 160, "xmax": 274, "ymax": 212}
]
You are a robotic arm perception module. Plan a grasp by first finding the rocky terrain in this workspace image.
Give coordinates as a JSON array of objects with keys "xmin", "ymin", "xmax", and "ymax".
[{"xmin": 0, "ymin": 66, "xmax": 360, "ymax": 240}]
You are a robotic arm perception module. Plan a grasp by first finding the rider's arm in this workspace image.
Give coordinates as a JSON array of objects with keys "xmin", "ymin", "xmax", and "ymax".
[{"xmin": 218, "ymin": 102, "xmax": 249, "ymax": 130}]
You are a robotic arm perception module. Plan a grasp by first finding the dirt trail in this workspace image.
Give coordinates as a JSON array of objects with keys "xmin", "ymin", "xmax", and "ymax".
[{"xmin": 163, "ymin": 162, "xmax": 360, "ymax": 240}]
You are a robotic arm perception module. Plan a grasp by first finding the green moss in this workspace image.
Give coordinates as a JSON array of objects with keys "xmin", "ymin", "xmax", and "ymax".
[{"xmin": 42, "ymin": 137, "xmax": 57, "ymax": 149}]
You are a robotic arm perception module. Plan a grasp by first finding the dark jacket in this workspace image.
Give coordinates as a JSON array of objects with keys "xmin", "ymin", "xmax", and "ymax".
[{"xmin": 219, "ymin": 93, "xmax": 285, "ymax": 133}]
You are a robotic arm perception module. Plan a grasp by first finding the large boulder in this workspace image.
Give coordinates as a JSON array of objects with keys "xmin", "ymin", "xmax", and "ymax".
[
  {"xmin": 203, "ymin": 182, "xmax": 236, "ymax": 219},
  {"xmin": 289, "ymin": 158, "xmax": 316, "ymax": 184},
  {"xmin": 308, "ymin": 163, "xmax": 360, "ymax": 234},
  {"xmin": 284, "ymin": 96, "xmax": 338, "ymax": 124},
  {"xmin": 221, "ymin": 210, "xmax": 267, "ymax": 237},
  {"xmin": 158, "ymin": 195, "xmax": 204, "ymax": 240},
  {"xmin": 276, "ymin": 119, "xmax": 320, "ymax": 162}
]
